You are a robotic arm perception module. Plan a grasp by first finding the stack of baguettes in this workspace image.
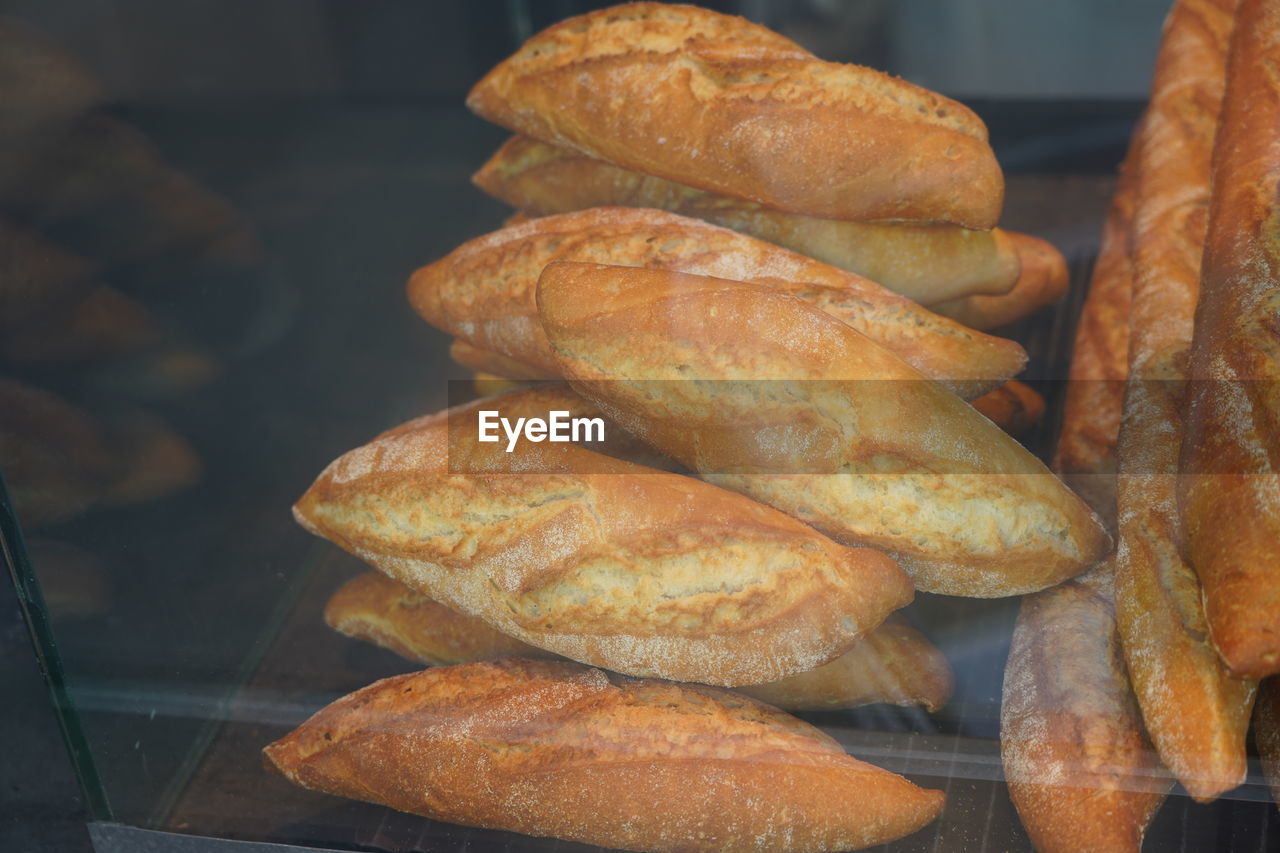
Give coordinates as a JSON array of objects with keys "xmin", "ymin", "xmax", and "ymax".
[
  {"xmin": 1005, "ymin": 0, "xmax": 1280, "ymax": 850},
  {"xmin": 262, "ymin": 4, "xmax": 1118, "ymax": 852}
]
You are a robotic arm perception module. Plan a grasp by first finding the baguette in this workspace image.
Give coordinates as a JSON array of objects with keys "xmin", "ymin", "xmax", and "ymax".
[
  {"xmin": 294, "ymin": 385, "xmax": 912, "ymax": 686},
  {"xmin": 324, "ymin": 571, "xmax": 556, "ymax": 665},
  {"xmin": 410, "ymin": 207, "xmax": 1027, "ymax": 400},
  {"xmin": 264, "ymin": 659, "xmax": 945, "ymax": 852},
  {"xmin": 1001, "ymin": 570, "xmax": 1169, "ymax": 853},
  {"xmin": 1111, "ymin": 0, "xmax": 1255, "ymax": 802},
  {"xmin": 458, "ymin": 343, "xmax": 1040, "ymax": 437},
  {"xmin": 472, "ymin": 136, "xmax": 1020, "ymax": 302},
  {"xmin": 1001, "ymin": 145, "xmax": 1156, "ymax": 843},
  {"xmin": 1258, "ymin": 679, "xmax": 1280, "ymax": 810},
  {"xmin": 1052, "ymin": 151, "xmax": 1138, "ymax": 523},
  {"xmin": 927, "ymin": 233, "xmax": 1069, "ymax": 331},
  {"xmin": 537, "ymin": 262, "xmax": 1109, "ymax": 597},
  {"xmin": 737, "ymin": 614, "xmax": 952, "ymax": 712},
  {"xmin": 327, "ymin": 571, "xmax": 952, "ymax": 712},
  {"xmin": 466, "ymin": 3, "xmax": 1003, "ymax": 228},
  {"xmin": 451, "ymin": 339, "xmax": 554, "ymax": 381},
  {"xmin": 1179, "ymin": 0, "xmax": 1280, "ymax": 680}
]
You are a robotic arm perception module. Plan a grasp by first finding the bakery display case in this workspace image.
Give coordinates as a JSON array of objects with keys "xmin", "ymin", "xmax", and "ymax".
[{"xmin": 3, "ymin": 1, "xmax": 1279, "ymax": 851}]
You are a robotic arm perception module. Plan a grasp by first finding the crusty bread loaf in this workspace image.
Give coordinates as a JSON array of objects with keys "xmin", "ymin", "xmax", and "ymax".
[
  {"xmin": 738, "ymin": 614, "xmax": 952, "ymax": 712},
  {"xmin": 452, "ymin": 339, "xmax": 555, "ymax": 381},
  {"xmin": 537, "ymin": 262, "xmax": 1109, "ymax": 597},
  {"xmin": 327, "ymin": 571, "xmax": 951, "ymax": 712},
  {"xmin": 1257, "ymin": 679, "xmax": 1280, "ymax": 810},
  {"xmin": 460, "ymin": 341, "xmax": 1040, "ymax": 438},
  {"xmin": 294, "ymin": 385, "xmax": 912, "ymax": 686},
  {"xmin": 410, "ymin": 207, "xmax": 1027, "ymax": 400},
  {"xmin": 1052, "ymin": 151, "xmax": 1137, "ymax": 524},
  {"xmin": 1179, "ymin": 0, "xmax": 1280, "ymax": 681},
  {"xmin": 971, "ymin": 380, "xmax": 1045, "ymax": 437},
  {"xmin": 927, "ymin": 233, "xmax": 1069, "ymax": 331},
  {"xmin": 1111, "ymin": 0, "xmax": 1255, "ymax": 803},
  {"xmin": 264, "ymin": 659, "xmax": 945, "ymax": 852},
  {"xmin": 466, "ymin": 3, "xmax": 1002, "ymax": 228},
  {"xmin": 324, "ymin": 571, "xmax": 555, "ymax": 665},
  {"xmin": 1001, "ymin": 570, "xmax": 1170, "ymax": 853},
  {"xmin": 472, "ymin": 136, "xmax": 1020, "ymax": 302}
]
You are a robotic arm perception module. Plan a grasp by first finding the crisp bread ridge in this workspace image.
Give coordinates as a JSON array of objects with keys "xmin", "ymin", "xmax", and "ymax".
[
  {"xmin": 408, "ymin": 205, "xmax": 1027, "ymax": 400},
  {"xmin": 466, "ymin": 3, "xmax": 1003, "ymax": 226},
  {"xmin": 326, "ymin": 570, "xmax": 953, "ymax": 712},
  {"xmin": 293, "ymin": 385, "xmax": 913, "ymax": 686},
  {"xmin": 537, "ymin": 262, "xmax": 1110, "ymax": 598},
  {"xmin": 1001, "ymin": 575, "xmax": 1169, "ymax": 853},
  {"xmin": 263, "ymin": 658, "xmax": 946, "ymax": 852},
  {"xmin": 470, "ymin": 135, "xmax": 1021, "ymax": 302}
]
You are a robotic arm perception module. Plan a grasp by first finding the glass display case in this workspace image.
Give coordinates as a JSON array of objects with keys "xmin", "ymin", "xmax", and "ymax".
[{"xmin": 3, "ymin": 2, "xmax": 1277, "ymax": 851}]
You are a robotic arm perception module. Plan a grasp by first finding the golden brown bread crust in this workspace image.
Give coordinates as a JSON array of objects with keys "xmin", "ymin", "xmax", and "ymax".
[
  {"xmin": 1110, "ymin": 0, "xmax": 1255, "ymax": 802},
  {"xmin": 1001, "ymin": 572, "xmax": 1169, "ymax": 853},
  {"xmin": 328, "ymin": 571, "xmax": 951, "ymax": 712},
  {"xmin": 324, "ymin": 571, "xmax": 555, "ymax": 665},
  {"xmin": 738, "ymin": 614, "xmax": 952, "ymax": 712},
  {"xmin": 466, "ymin": 3, "xmax": 1002, "ymax": 228},
  {"xmin": 471, "ymin": 371, "xmax": 529, "ymax": 397},
  {"xmin": 1180, "ymin": 0, "xmax": 1280, "ymax": 681},
  {"xmin": 1258, "ymin": 679, "xmax": 1280, "ymax": 810},
  {"xmin": 409, "ymin": 207, "xmax": 1027, "ymax": 400},
  {"xmin": 451, "ymin": 339, "xmax": 555, "ymax": 381},
  {"xmin": 264, "ymin": 659, "xmax": 945, "ymax": 852},
  {"xmin": 927, "ymin": 233, "xmax": 1069, "ymax": 331},
  {"xmin": 971, "ymin": 380, "xmax": 1045, "ymax": 437},
  {"xmin": 472, "ymin": 136, "xmax": 1020, "ymax": 301},
  {"xmin": 461, "ymin": 335, "xmax": 1039, "ymax": 439},
  {"xmin": 537, "ymin": 262, "xmax": 1109, "ymax": 598},
  {"xmin": 294, "ymin": 385, "xmax": 912, "ymax": 686},
  {"xmin": 1052, "ymin": 153, "xmax": 1137, "ymax": 524}
]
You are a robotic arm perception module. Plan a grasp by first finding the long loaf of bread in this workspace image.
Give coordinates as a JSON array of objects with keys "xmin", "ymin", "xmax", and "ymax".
[
  {"xmin": 1179, "ymin": 0, "xmax": 1280, "ymax": 681},
  {"xmin": 409, "ymin": 207, "xmax": 1027, "ymax": 400},
  {"xmin": 999, "ymin": 101, "xmax": 1163, "ymax": 853},
  {"xmin": 326, "ymin": 571, "xmax": 953, "ymax": 712},
  {"xmin": 294, "ymin": 385, "xmax": 911, "ymax": 686},
  {"xmin": 1001, "ymin": 567, "xmax": 1170, "ymax": 853},
  {"xmin": 466, "ymin": 3, "xmax": 1003, "ymax": 228},
  {"xmin": 264, "ymin": 659, "xmax": 945, "ymax": 852},
  {"xmin": 325, "ymin": 571, "xmax": 558, "ymax": 665},
  {"xmin": 926, "ymin": 233, "xmax": 1069, "ymax": 331},
  {"xmin": 1051, "ymin": 150, "xmax": 1138, "ymax": 523},
  {"xmin": 738, "ymin": 614, "xmax": 952, "ymax": 712},
  {"xmin": 1111, "ymin": 0, "xmax": 1255, "ymax": 802},
  {"xmin": 537, "ymin": 262, "xmax": 1109, "ymax": 597},
  {"xmin": 472, "ymin": 135, "xmax": 1020, "ymax": 302}
]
